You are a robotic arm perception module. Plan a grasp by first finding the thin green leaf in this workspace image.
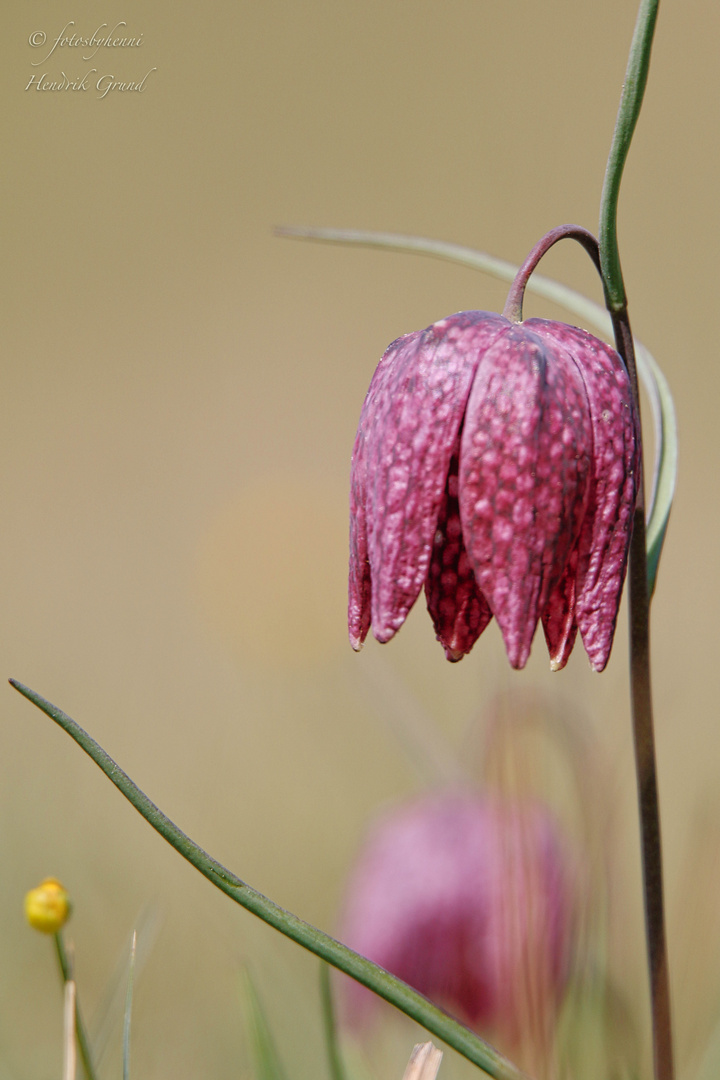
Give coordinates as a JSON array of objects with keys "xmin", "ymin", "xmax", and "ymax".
[
  {"xmin": 10, "ymin": 680, "xmax": 528, "ymax": 1080},
  {"xmin": 240, "ymin": 969, "xmax": 289, "ymax": 1080},
  {"xmin": 637, "ymin": 341, "xmax": 677, "ymax": 597},
  {"xmin": 277, "ymin": 225, "xmax": 676, "ymax": 595},
  {"xmin": 122, "ymin": 931, "xmax": 137, "ymax": 1080},
  {"xmin": 320, "ymin": 963, "xmax": 347, "ymax": 1080},
  {"xmin": 91, "ymin": 907, "xmax": 160, "ymax": 1070}
]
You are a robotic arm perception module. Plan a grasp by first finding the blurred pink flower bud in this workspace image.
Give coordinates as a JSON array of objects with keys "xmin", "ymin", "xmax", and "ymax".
[
  {"xmin": 339, "ymin": 793, "xmax": 574, "ymax": 1046},
  {"xmin": 349, "ymin": 312, "xmax": 639, "ymax": 670}
]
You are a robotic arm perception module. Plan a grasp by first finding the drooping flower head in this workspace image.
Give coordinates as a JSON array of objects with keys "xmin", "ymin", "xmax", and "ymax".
[
  {"xmin": 339, "ymin": 793, "xmax": 575, "ymax": 1047},
  {"xmin": 349, "ymin": 311, "xmax": 639, "ymax": 670}
]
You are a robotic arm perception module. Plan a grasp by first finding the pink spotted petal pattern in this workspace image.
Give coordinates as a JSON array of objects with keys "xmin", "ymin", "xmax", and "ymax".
[
  {"xmin": 349, "ymin": 312, "xmax": 507, "ymax": 648},
  {"xmin": 527, "ymin": 321, "xmax": 640, "ymax": 671},
  {"xmin": 459, "ymin": 324, "xmax": 592, "ymax": 669},
  {"xmin": 425, "ymin": 452, "xmax": 493, "ymax": 660},
  {"xmin": 541, "ymin": 547, "xmax": 580, "ymax": 671},
  {"xmin": 347, "ymin": 331, "xmax": 415, "ymax": 650},
  {"xmin": 348, "ymin": 309, "xmax": 638, "ymax": 671}
]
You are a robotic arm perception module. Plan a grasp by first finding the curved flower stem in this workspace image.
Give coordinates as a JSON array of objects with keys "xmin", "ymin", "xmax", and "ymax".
[
  {"xmin": 501, "ymin": 225, "xmax": 600, "ymax": 323},
  {"xmin": 9, "ymin": 679, "xmax": 529, "ymax": 1080},
  {"xmin": 599, "ymin": 0, "xmax": 660, "ymax": 311},
  {"xmin": 54, "ymin": 931, "xmax": 100, "ymax": 1080}
]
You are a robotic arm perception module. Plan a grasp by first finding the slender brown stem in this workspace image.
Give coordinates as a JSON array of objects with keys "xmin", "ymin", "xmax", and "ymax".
[
  {"xmin": 611, "ymin": 309, "xmax": 674, "ymax": 1080},
  {"xmin": 501, "ymin": 225, "xmax": 600, "ymax": 322},
  {"xmin": 505, "ymin": 225, "xmax": 675, "ymax": 1080}
]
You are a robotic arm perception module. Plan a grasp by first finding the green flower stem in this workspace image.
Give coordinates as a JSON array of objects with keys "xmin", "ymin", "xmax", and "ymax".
[
  {"xmin": 598, "ymin": 0, "xmax": 660, "ymax": 311},
  {"xmin": 53, "ymin": 931, "xmax": 100, "ymax": 1080},
  {"xmin": 11, "ymin": 680, "xmax": 528, "ymax": 1080}
]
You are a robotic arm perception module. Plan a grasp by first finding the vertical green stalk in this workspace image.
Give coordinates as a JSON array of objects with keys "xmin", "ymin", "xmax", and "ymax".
[
  {"xmin": 598, "ymin": 4, "xmax": 673, "ymax": 1079},
  {"xmin": 598, "ymin": 0, "xmax": 660, "ymax": 311}
]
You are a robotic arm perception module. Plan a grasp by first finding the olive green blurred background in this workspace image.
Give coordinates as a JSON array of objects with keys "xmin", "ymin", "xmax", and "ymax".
[{"xmin": 1, "ymin": 1, "xmax": 719, "ymax": 1077}]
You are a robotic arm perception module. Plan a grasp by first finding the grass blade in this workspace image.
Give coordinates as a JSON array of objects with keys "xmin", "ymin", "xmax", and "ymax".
[
  {"xmin": 320, "ymin": 963, "xmax": 347, "ymax": 1080},
  {"xmin": 240, "ymin": 969, "xmax": 289, "ymax": 1080},
  {"xmin": 122, "ymin": 931, "xmax": 137, "ymax": 1080}
]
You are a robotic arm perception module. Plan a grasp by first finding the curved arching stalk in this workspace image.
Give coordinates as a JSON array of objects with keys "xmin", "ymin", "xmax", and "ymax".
[{"xmin": 9, "ymin": 679, "xmax": 529, "ymax": 1080}]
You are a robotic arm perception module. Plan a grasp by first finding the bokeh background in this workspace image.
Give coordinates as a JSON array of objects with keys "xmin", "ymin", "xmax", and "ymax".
[{"xmin": 2, "ymin": 1, "xmax": 719, "ymax": 1077}]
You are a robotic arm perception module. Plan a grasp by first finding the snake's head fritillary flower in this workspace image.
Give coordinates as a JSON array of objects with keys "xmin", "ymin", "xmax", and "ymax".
[
  {"xmin": 349, "ymin": 311, "xmax": 639, "ymax": 670},
  {"xmin": 339, "ymin": 793, "xmax": 574, "ymax": 1046}
]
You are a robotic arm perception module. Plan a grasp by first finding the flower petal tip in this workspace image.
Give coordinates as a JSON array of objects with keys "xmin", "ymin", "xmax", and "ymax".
[
  {"xmin": 444, "ymin": 647, "xmax": 465, "ymax": 663},
  {"xmin": 504, "ymin": 640, "xmax": 530, "ymax": 671}
]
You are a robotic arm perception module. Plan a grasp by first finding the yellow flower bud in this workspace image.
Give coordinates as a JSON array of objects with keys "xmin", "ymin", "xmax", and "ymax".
[{"xmin": 25, "ymin": 877, "xmax": 71, "ymax": 933}]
